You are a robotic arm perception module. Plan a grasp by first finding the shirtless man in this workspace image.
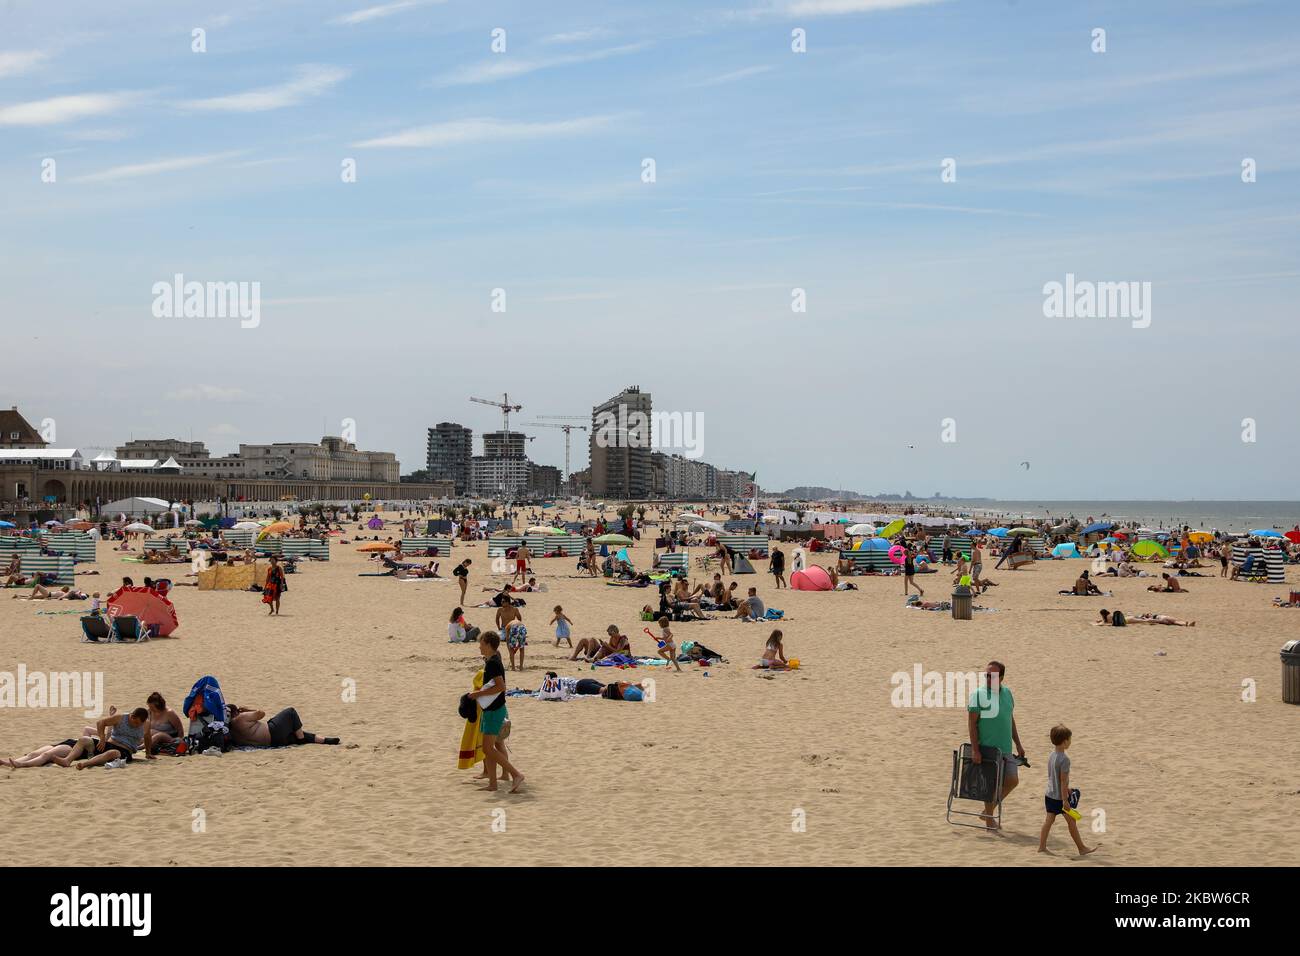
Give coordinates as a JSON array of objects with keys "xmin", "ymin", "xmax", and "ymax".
[
  {"xmin": 513, "ymin": 542, "xmax": 530, "ymax": 586},
  {"xmin": 229, "ymin": 706, "xmax": 339, "ymax": 747},
  {"xmin": 495, "ymin": 596, "xmax": 523, "ymax": 653}
]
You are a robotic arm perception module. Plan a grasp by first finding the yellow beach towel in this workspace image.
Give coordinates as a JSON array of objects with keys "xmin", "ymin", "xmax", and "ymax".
[{"xmin": 457, "ymin": 670, "xmax": 485, "ymax": 769}]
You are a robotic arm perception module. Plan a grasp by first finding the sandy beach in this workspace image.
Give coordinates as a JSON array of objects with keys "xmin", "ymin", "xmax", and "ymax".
[{"xmin": 1, "ymin": 507, "xmax": 1296, "ymax": 867}]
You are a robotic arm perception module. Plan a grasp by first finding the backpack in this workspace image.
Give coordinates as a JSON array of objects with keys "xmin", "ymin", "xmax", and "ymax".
[
  {"xmin": 1111, "ymin": 610, "xmax": 1127, "ymax": 627},
  {"xmin": 538, "ymin": 673, "xmax": 564, "ymax": 701}
]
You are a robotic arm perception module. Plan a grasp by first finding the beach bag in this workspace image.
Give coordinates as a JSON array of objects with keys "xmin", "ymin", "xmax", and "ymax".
[
  {"xmin": 764, "ymin": 608, "xmax": 784, "ymax": 620},
  {"xmin": 1111, "ymin": 611, "xmax": 1127, "ymax": 627},
  {"xmin": 458, "ymin": 693, "xmax": 477, "ymax": 720},
  {"xmin": 640, "ymin": 610, "xmax": 655, "ymax": 621}
]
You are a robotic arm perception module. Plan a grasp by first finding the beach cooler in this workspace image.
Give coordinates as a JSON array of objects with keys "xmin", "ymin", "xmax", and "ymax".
[
  {"xmin": 951, "ymin": 585, "xmax": 972, "ymax": 620},
  {"xmin": 1282, "ymin": 641, "xmax": 1300, "ymax": 705}
]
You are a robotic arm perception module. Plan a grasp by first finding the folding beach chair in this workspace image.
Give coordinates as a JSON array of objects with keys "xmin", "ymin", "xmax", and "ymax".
[
  {"xmin": 946, "ymin": 743, "xmax": 1004, "ymax": 830},
  {"xmin": 110, "ymin": 615, "xmax": 149, "ymax": 643},
  {"xmin": 80, "ymin": 615, "xmax": 112, "ymax": 643}
]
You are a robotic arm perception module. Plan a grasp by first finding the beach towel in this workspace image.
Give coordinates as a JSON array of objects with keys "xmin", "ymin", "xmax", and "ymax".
[
  {"xmin": 457, "ymin": 671, "xmax": 485, "ymax": 769},
  {"xmin": 593, "ymin": 654, "xmax": 638, "ymax": 667}
]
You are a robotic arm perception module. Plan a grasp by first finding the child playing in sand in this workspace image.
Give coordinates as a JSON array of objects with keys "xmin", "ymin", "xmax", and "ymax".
[
  {"xmin": 758, "ymin": 629, "xmax": 788, "ymax": 669},
  {"xmin": 1038, "ymin": 724, "xmax": 1098, "ymax": 857},
  {"xmin": 650, "ymin": 616, "xmax": 681, "ymax": 671},
  {"xmin": 550, "ymin": 605, "xmax": 573, "ymax": 648}
]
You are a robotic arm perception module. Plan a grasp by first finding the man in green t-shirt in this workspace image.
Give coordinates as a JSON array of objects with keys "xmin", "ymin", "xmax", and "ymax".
[{"xmin": 967, "ymin": 660, "xmax": 1025, "ymax": 829}]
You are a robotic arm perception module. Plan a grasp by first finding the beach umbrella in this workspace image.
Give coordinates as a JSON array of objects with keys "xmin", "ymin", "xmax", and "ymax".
[
  {"xmin": 0, "ymin": 520, "xmax": 14, "ymax": 528},
  {"xmin": 1007, "ymin": 527, "xmax": 1036, "ymax": 536},
  {"xmin": 526, "ymin": 526, "xmax": 564, "ymax": 535},
  {"xmin": 44, "ymin": 519, "xmax": 63, "ymax": 527},
  {"xmin": 184, "ymin": 519, "xmax": 201, "ymax": 527},
  {"xmin": 107, "ymin": 586, "xmax": 179, "ymax": 637},
  {"xmin": 257, "ymin": 521, "xmax": 293, "ymax": 539},
  {"xmin": 594, "ymin": 533, "xmax": 633, "ymax": 545},
  {"xmin": 123, "ymin": 522, "xmax": 154, "ymax": 533},
  {"xmin": 691, "ymin": 519, "xmax": 725, "ymax": 532},
  {"xmin": 233, "ymin": 521, "xmax": 261, "ymax": 530},
  {"xmin": 1285, "ymin": 530, "xmax": 1300, "ymax": 544},
  {"xmin": 846, "ymin": 524, "xmax": 875, "ymax": 536},
  {"xmin": 854, "ymin": 537, "xmax": 892, "ymax": 552},
  {"xmin": 1079, "ymin": 521, "xmax": 1114, "ymax": 536},
  {"xmin": 1250, "ymin": 529, "xmax": 1282, "ymax": 538},
  {"xmin": 1187, "ymin": 531, "xmax": 1212, "ymax": 544},
  {"xmin": 357, "ymin": 542, "xmax": 395, "ymax": 552},
  {"xmin": 988, "ymin": 528, "xmax": 1009, "ymax": 538},
  {"xmin": 877, "ymin": 518, "xmax": 905, "ymax": 539},
  {"xmin": 1133, "ymin": 540, "xmax": 1169, "ymax": 559}
]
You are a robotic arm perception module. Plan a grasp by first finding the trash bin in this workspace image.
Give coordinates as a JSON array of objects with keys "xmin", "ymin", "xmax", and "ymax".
[
  {"xmin": 951, "ymin": 585, "xmax": 972, "ymax": 621},
  {"xmin": 1282, "ymin": 640, "xmax": 1300, "ymax": 704}
]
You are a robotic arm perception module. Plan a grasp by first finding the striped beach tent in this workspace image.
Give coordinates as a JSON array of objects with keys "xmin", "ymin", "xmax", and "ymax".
[
  {"xmin": 717, "ymin": 534, "xmax": 770, "ymax": 557},
  {"xmin": 19, "ymin": 553, "xmax": 75, "ymax": 587},
  {"xmin": 656, "ymin": 551, "xmax": 689, "ymax": 573},
  {"xmin": 280, "ymin": 538, "xmax": 330, "ymax": 561},
  {"xmin": 44, "ymin": 532, "xmax": 97, "ymax": 562},
  {"xmin": 839, "ymin": 550, "xmax": 898, "ymax": 573},
  {"xmin": 1231, "ymin": 544, "xmax": 1285, "ymax": 584},
  {"xmin": 0, "ymin": 536, "xmax": 40, "ymax": 558}
]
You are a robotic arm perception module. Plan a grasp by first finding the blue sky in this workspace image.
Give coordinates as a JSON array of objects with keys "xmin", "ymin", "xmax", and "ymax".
[{"xmin": 2, "ymin": 0, "xmax": 1298, "ymax": 497}]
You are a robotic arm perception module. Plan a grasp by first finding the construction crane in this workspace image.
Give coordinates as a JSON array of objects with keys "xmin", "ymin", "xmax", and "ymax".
[
  {"xmin": 526, "ymin": 420, "xmax": 588, "ymax": 479},
  {"xmin": 469, "ymin": 393, "xmax": 523, "ymax": 433}
]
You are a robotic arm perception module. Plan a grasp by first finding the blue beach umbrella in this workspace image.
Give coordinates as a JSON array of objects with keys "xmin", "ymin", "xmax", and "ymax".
[
  {"xmin": 988, "ymin": 528, "xmax": 1009, "ymax": 538},
  {"xmin": 1080, "ymin": 521, "xmax": 1114, "ymax": 536},
  {"xmin": 1250, "ymin": 529, "xmax": 1283, "ymax": 538}
]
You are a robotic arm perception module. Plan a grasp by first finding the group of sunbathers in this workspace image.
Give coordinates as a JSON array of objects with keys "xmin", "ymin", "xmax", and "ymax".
[{"xmin": 4, "ymin": 690, "xmax": 339, "ymax": 770}]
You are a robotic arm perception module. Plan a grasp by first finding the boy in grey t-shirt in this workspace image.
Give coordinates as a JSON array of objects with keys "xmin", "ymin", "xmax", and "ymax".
[{"xmin": 1038, "ymin": 724, "xmax": 1098, "ymax": 856}]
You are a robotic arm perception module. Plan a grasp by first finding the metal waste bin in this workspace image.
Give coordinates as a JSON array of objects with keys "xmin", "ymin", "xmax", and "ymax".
[
  {"xmin": 1282, "ymin": 640, "xmax": 1300, "ymax": 704},
  {"xmin": 951, "ymin": 585, "xmax": 972, "ymax": 621}
]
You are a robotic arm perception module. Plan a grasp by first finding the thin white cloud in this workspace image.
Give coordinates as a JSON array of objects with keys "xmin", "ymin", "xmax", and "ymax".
[
  {"xmin": 330, "ymin": 0, "xmax": 440, "ymax": 25},
  {"xmin": 0, "ymin": 91, "xmax": 141, "ymax": 127},
  {"xmin": 543, "ymin": 29, "xmax": 613, "ymax": 45},
  {"xmin": 784, "ymin": 0, "xmax": 949, "ymax": 14},
  {"xmin": 167, "ymin": 385, "xmax": 253, "ymax": 403},
  {"xmin": 65, "ymin": 128, "xmax": 131, "ymax": 142},
  {"xmin": 353, "ymin": 115, "xmax": 616, "ymax": 149},
  {"xmin": 75, "ymin": 150, "xmax": 246, "ymax": 183},
  {"xmin": 182, "ymin": 65, "xmax": 349, "ymax": 112},
  {"xmin": 0, "ymin": 49, "xmax": 48, "ymax": 78},
  {"xmin": 694, "ymin": 65, "xmax": 773, "ymax": 86},
  {"xmin": 436, "ymin": 42, "xmax": 648, "ymax": 86},
  {"xmin": 209, "ymin": 423, "xmax": 241, "ymax": 436}
]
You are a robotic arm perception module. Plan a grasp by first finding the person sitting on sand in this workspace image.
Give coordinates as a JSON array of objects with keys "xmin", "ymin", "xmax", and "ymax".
[
  {"xmin": 228, "ymin": 705, "xmax": 340, "ymax": 747},
  {"xmin": 1061, "ymin": 570, "xmax": 1102, "ymax": 596},
  {"xmin": 145, "ymin": 692, "xmax": 185, "ymax": 754},
  {"xmin": 5, "ymin": 708, "xmax": 121, "ymax": 769},
  {"xmin": 733, "ymin": 587, "xmax": 766, "ymax": 621},
  {"xmin": 1147, "ymin": 572, "xmax": 1185, "ymax": 593},
  {"xmin": 571, "ymin": 624, "xmax": 631, "ymax": 662},
  {"xmin": 55, "ymin": 707, "xmax": 155, "ymax": 769},
  {"xmin": 756, "ymin": 629, "xmax": 789, "ymax": 669}
]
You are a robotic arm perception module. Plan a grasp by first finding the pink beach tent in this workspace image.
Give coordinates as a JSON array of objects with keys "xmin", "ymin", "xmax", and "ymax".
[{"xmin": 790, "ymin": 566, "xmax": 833, "ymax": 591}]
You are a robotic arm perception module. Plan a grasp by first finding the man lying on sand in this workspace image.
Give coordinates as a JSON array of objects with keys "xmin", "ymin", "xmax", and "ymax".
[
  {"xmin": 229, "ymin": 706, "xmax": 340, "ymax": 747},
  {"xmin": 1146, "ymin": 573, "xmax": 1186, "ymax": 593}
]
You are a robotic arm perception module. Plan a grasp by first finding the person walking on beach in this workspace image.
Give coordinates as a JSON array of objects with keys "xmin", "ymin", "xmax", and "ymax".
[
  {"xmin": 1037, "ymin": 724, "xmax": 1098, "ymax": 856},
  {"xmin": 513, "ymin": 541, "xmax": 530, "ymax": 586},
  {"xmin": 467, "ymin": 632, "xmax": 523, "ymax": 793},
  {"xmin": 967, "ymin": 660, "xmax": 1025, "ymax": 830},
  {"xmin": 262, "ymin": 554, "xmax": 286, "ymax": 616},
  {"xmin": 770, "ymin": 545, "xmax": 787, "ymax": 589},
  {"xmin": 453, "ymin": 558, "xmax": 472, "ymax": 604},
  {"xmin": 903, "ymin": 546, "xmax": 924, "ymax": 597},
  {"xmin": 970, "ymin": 541, "xmax": 985, "ymax": 594},
  {"xmin": 550, "ymin": 605, "xmax": 573, "ymax": 647}
]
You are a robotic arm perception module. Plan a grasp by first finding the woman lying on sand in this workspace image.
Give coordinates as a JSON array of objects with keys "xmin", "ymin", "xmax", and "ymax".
[
  {"xmin": 12, "ymin": 585, "xmax": 88, "ymax": 601},
  {"xmin": 1095, "ymin": 609, "xmax": 1195, "ymax": 627},
  {"xmin": 4, "ymin": 709, "xmax": 117, "ymax": 768}
]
